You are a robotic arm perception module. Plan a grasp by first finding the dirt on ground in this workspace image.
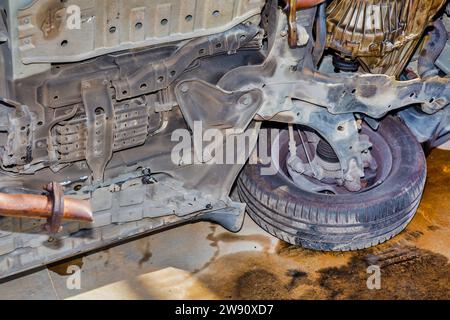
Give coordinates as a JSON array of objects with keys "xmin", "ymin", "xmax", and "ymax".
[{"xmin": 190, "ymin": 149, "xmax": 450, "ymax": 300}]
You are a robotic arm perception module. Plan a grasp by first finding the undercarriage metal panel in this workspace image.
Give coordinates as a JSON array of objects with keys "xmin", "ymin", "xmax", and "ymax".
[
  {"xmin": 0, "ymin": 177, "xmax": 246, "ymax": 279},
  {"xmin": 0, "ymin": 109, "xmax": 257, "ymax": 278},
  {"xmin": 175, "ymin": 79, "xmax": 263, "ymax": 133},
  {"xmin": 16, "ymin": 0, "xmax": 265, "ymax": 64}
]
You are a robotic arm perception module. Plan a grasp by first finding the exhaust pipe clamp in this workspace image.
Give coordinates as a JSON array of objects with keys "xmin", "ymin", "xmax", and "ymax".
[{"xmin": 44, "ymin": 182, "xmax": 65, "ymax": 234}]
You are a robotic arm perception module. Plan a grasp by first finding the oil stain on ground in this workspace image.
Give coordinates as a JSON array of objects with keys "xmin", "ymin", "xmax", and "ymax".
[
  {"xmin": 138, "ymin": 240, "xmax": 153, "ymax": 267},
  {"xmin": 193, "ymin": 251, "xmax": 315, "ymax": 300},
  {"xmin": 193, "ymin": 244, "xmax": 449, "ymax": 300},
  {"xmin": 191, "ymin": 149, "xmax": 449, "ymax": 300},
  {"xmin": 317, "ymin": 247, "xmax": 450, "ymax": 300}
]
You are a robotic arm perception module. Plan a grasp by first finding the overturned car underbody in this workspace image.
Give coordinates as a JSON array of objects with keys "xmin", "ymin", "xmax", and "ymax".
[{"xmin": 0, "ymin": 0, "xmax": 449, "ymax": 278}]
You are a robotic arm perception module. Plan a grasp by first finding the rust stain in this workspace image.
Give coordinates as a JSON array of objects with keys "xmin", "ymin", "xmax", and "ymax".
[{"xmin": 36, "ymin": 0, "xmax": 66, "ymax": 40}]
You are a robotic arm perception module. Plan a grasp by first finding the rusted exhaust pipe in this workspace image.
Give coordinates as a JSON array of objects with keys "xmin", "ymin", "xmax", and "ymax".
[
  {"xmin": 283, "ymin": 0, "xmax": 326, "ymax": 9},
  {"xmin": 0, "ymin": 182, "xmax": 93, "ymax": 233},
  {"xmin": 0, "ymin": 193, "xmax": 93, "ymax": 221},
  {"xmin": 283, "ymin": 0, "xmax": 326, "ymax": 48}
]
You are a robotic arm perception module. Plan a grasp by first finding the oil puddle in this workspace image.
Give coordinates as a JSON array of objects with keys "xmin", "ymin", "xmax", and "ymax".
[
  {"xmin": 192, "ymin": 251, "xmax": 315, "ymax": 300},
  {"xmin": 276, "ymin": 241, "xmax": 353, "ymax": 278},
  {"xmin": 190, "ymin": 243, "xmax": 449, "ymax": 300},
  {"xmin": 317, "ymin": 246, "xmax": 450, "ymax": 300},
  {"xmin": 207, "ymin": 226, "xmax": 272, "ymax": 252}
]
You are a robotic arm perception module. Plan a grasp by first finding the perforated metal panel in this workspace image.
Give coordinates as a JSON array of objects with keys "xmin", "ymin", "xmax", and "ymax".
[{"xmin": 16, "ymin": 0, "xmax": 265, "ymax": 64}]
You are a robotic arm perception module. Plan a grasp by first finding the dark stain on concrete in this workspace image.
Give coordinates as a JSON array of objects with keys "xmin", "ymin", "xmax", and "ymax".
[
  {"xmin": 286, "ymin": 269, "xmax": 308, "ymax": 290},
  {"xmin": 317, "ymin": 247, "xmax": 450, "ymax": 300},
  {"xmin": 234, "ymin": 269, "xmax": 291, "ymax": 300},
  {"xmin": 209, "ymin": 232, "xmax": 272, "ymax": 251},
  {"xmin": 194, "ymin": 225, "xmax": 273, "ymax": 273},
  {"xmin": 138, "ymin": 241, "xmax": 153, "ymax": 267},
  {"xmin": 195, "ymin": 252, "xmax": 310, "ymax": 300},
  {"xmin": 193, "ymin": 243, "xmax": 449, "ymax": 300}
]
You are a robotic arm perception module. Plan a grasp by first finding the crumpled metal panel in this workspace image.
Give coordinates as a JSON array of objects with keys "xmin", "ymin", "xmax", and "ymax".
[
  {"xmin": 16, "ymin": 0, "xmax": 265, "ymax": 64},
  {"xmin": 326, "ymin": 0, "xmax": 446, "ymax": 76}
]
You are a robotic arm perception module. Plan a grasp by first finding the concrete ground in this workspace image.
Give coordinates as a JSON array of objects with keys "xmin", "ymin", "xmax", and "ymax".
[{"xmin": 0, "ymin": 148, "xmax": 449, "ymax": 300}]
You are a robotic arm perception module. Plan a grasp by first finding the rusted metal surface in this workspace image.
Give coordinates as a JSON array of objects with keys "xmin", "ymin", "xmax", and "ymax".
[
  {"xmin": 0, "ymin": 190, "xmax": 93, "ymax": 223},
  {"xmin": 283, "ymin": 0, "xmax": 325, "ymax": 47},
  {"xmin": 287, "ymin": 0, "xmax": 299, "ymax": 48},
  {"xmin": 44, "ymin": 182, "xmax": 65, "ymax": 234},
  {"xmin": 283, "ymin": 0, "xmax": 326, "ymax": 9}
]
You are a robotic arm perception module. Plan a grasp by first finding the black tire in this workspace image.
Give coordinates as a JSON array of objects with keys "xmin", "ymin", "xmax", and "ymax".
[{"xmin": 237, "ymin": 117, "xmax": 427, "ymax": 251}]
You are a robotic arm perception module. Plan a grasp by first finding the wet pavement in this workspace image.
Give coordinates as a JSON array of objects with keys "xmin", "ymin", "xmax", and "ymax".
[{"xmin": 0, "ymin": 148, "xmax": 448, "ymax": 300}]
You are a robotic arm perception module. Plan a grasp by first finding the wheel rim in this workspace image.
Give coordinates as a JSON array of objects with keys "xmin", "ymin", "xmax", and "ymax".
[{"xmin": 272, "ymin": 124, "xmax": 393, "ymax": 196}]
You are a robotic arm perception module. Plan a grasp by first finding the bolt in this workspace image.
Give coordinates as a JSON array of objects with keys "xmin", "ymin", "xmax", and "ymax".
[
  {"xmin": 206, "ymin": 204, "xmax": 213, "ymax": 210},
  {"xmin": 142, "ymin": 176, "xmax": 154, "ymax": 185},
  {"xmin": 142, "ymin": 168, "xmax": 154, "ymax": 185}
]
